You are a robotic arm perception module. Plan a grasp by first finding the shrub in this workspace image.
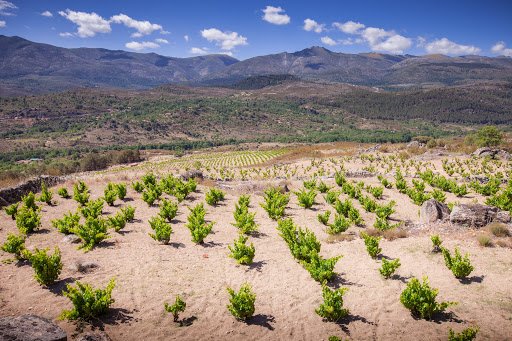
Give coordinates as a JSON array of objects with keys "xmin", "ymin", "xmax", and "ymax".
[
  {"xmin": 228, "ymin": 234, "xmax": 255, "ymax": 265},
  {"xmin": 315, "ymin": 281, "xmax": 349, "ymax": 321},
  {"xmin": 333, "ymin": 198, "xmax": 352, "ymax": 216},
  {"xmin": 4, "ymin": 202, "xmax": 18, "ymax": 220},
  {"xmin": 260, "ymin": 187, "xmax": 289, "ymax": 220},
  {"xmin": 347, "ymin": 208, "xmax": 363, "ymax": 225},
  {"xmin": 79, "ymin": 199, "xmax": 104, "ymax": 219},
  {"xmin": 379, "ymin": 258, "xmax": 401, "ymax": 278},
  {"xmin": 115, "ymin": 183, "xmax": 127, "ymax": 200},
  {"xmin": 51, "ymin": 211, "xmax": 81, "ymax": 234},
  {"xmin": 302, "ymin": 251, "xmax": 342, "ymax": 282},
  {"xmin": 442, "ymin": 248, "xmax": 474, "ymax": 278},
  {"xmin": 232, "ymin": 205, "xmax": 259, "ymax": 234},
  {"xmin": 74, "ymin": 217, "xmax": 110, "ymax": 252},
  {"xmin": 59, "ymin": 278, "xmax": 115, "ymax": 320},
  {"xmin": 16, "ymin": 205, "xmax": 41, "ymax": 234},
  {"xmin": 23, "ymin": 247, "xmax": 62, "ymax": 286},
  {"xmin": 400, "ymin": 276, "xmax": 457, "ymax": 319},
  {"xmin": 377, "ymin": 175, "xmax": 393, "ymax": 189},
  {"xmin": 323, "ymin": 190, "xmax": 340, "ymax": 205},
  {"xmin": 431, "ymin": 189, "xmax": 447, "ymax": 203},
  {"xmin": 37, "ymin": 181, "xmax": 53, "ymax": 205},
  {"xmin": 277, "ymin": 219, "xmax": 321, "ymax": 263},
  {"xmin": 488, "ymin": 222, "xmax": 510, "ymax": 237},
  {"xmin": 360, "ymin": 232, "xmax": 382, "ymax": 258},
  {"xmin": 303, "ymin": 178, "xmax": 317, "ymax": 190},
  {"xmin": 185, "ymin": 203, "xmax": 215, "ymax": 244},
  {"xmin": 448, "ymin": 326, "xmax": 479, "ymax": 341},
  {"xmin": 57, "ymin": 187, "xmax": 71, "ymax": 199},
  {"xmin": 370, "ymin": 186, "xmax": 384, "ymax": 199},
  {"xmin": 327, "ymin": 214, "xmax": 351, "ymax": 234},
  {"xmin": 107, "ymin": 212, "xmax": 127, "ymax": 233},
  {"xmin": 238, "ymin": 194, "xmax": 251, "ymax": 207},
  {"xmin": 1, "ymin": 233, "xmax": 25, "ymax": 259},
  {"xmin": 159, "ymin": 198, "xmax": 178, "ymax": 222},
  {"xmin": 131, "ymin": 181, "xmax": 145, "ymax": 193},
  {"xmin": 360, "ymin": 195, "xmax": 378, "ymax": 212},
  {"xmin": 103, "ymin": 186, "xmax": 117, "ymax": 206},
  {"xmin": 21, "ymin": 192, "xmax": 38, "ymax": 212},
  {"xmin": 120, "ymin": 205, "xmax": 136, "ymax": 222},
  {"xmin": 142, "ymin": 187, "xmax": 159, "ymax": 206},
  {"xmin": 226, "ymin": 282, "xmax": 256, "ymax": 320},
  {"xmin": 475, "ymin": 126, "xmax": 503, "ymax": 148},
  {"xmin": 164, "ymin": 295, "xmax": 186, "ymax": 322},
  {"xmin": 73, "ymin": 182, "xmax": 89, "ymax": 206},
  {"xmin": 205, "ymin": 188, "xmax": 226, "ymax": 205},
  {"xmin": 374, "ymin": 217, "xmax": 403, "ymax": 231},
  {"xmin": 294, "ymin": 188, "xmax": 317, "ymax": 208},
  {"xmin": 374, "ymin": 201, "xmax": 396, "ymax": 219},
  {"xmin": 477, "ymin": 234, "xmax": 492, "ymax": 247},
  {"xmin": 148, "ymin": 216, "xmax": 173, "ymax": 244},
  {"xmin": 142, "ymin": 172, "xmax": 157, "ymax": 186},
  {"xmin": 431, "ymin": 234, "xmax": 443, "ymax": 252},
  {"xmin": 334, "ymin": 172, "xmax": 346, "ymax": 186},
  {"xmin": 317, "ymin": 210, "xmax": 331, "ymax": 225},
  {"xmin": 317, "ymin": 181, "xmax": 334, "ymax": 193}
]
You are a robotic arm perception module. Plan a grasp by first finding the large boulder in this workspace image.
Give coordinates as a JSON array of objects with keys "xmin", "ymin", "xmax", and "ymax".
[
  {"xmin": 420, "ymin": 199, "xmax": 451, "ymax": 223},
  {"xmin": 497, "ymin": 150, "xmax": 512, "ymax": 160},
  {"xmin": 0, "ymin": 313, "xmax": 67, "ymax": 341},
  {"xmin": 450, "ymin": 204, "xmax": 509, "ymax": 227},
  {"xmin": 472, "ymin": 147, "xmax": 497, "ymax": 158}
]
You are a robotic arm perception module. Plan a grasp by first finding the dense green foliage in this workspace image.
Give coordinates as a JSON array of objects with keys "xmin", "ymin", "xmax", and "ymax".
[
  {"xmin": 74, "ymin": 217, "xmax": 110, "ymax": 252},
  {"xmin": 228, "ymin": 234, "xmax": 255, "ymax": 265},
  {"xmin": 442, "ymin": 248, "xmax": 474, "ymax": 278},
  {"xmin": 205, "ymin": 188, "xmax": 226, "ymax": 205},
  {"xmin": 360, "ymin": 232, "xmax": 382, "ymax": 258},
  {"xmin": 226, "ymin": 282, "xmax": 256, "ymax": 320},
  {"xmin": 301, "ymin": 251, "xmax": 342, "ymax": 282},
  {"xmin": 185, "ymin": 203, "xmax": 215, "ymax": 244},
  {"xmin": 277, "ymin": 218, "xmax": 321, "ymax": 263},
  {"xmin": 148, "ymin": 216, "xmax": 173, "ymax": 244},
  {"xmin": 1, "ymin": 232, "xmax": 26, "ymax": 259},
  {"xmin": 315, "ymin": 281, "xmax": 349, "ymax": 321},
  {"xmin": 51, "ymin": 210, "xmax": 81, "ymax": 234},
  {"xmin": 159, "ymin": 198, "xmax": 178, "ymax": 222},
  {"xmin": 23, "ymin": 247, "xmax": 62, "ymax": 286},
  {"xmin": 59, "ymin": 277, "xmax": 115, "ymax": 320},
  {"xmin": 379, "ymin": 258, "xmax": 401, "ymax": 278},
  {"xmin": 260, "ymin": 187, "xmax": 289, "ymax": 220},
  {"xmin": 448, "ymin": 326, "xmax": 479, "ymax": 341}
]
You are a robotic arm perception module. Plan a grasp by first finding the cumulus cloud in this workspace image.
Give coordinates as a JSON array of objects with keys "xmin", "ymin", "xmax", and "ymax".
[
  {"xmin": 0, "ymin": 0, "xmax": 16, "ymax": 16},
  {"xmin": 321, "ymin": 36, "xmax": 337, "ymax": 46},
  {"xmin": 220, "ymin": 51, "xmax": 233, "ymax": 57},
  {"xmin": 333, "ymin": 21, "xmax": 365, "ymax": 34},
  {"xmin": 184, "ymin": 35, "xmax": 189, "ymax": 42},
  {"xmin": 0, "ymin": 20, "xmax": 5, "ymax": 27},
  {"xmin": 201, "ymin": 28, "xmax": 248, "ymax": 50},
  {"xmin": 491, "ymin": 41, "xmax": 512, "ymax": 57},
  {"xmin": 110, "ymin": 14, "xmax": 166, "ymax": 37},
  {"xmin": 59, "ymin": 9, "xmax": 111, "ymax": 38},
  {"xmin": 425, "ymin": 38, "xmax": 481, "ymax": 55},
  {"xmin": 155, "ymin": 38, "xmax": 168, "ymax": 44},
  {"xmin": 59, "ymin": 32, "xmax": 74, "ymax": 37},
  {"xmin": 262, "ymin": 6, "xmax": 290, "ymax": 25},
  {"xmin": 190, "ymin": 47, "xmax": 207, "ymax": 54},
  {"xmin": 125, "ymin": 41, "xmax": 160, "ymax": 51},
  {"xmin": 41, "ymin": 11, "xmax": 53, "ymax": 17},
  {"xmin": 303, "ymin": 18, "xmax": 324, "ymax": 33}
]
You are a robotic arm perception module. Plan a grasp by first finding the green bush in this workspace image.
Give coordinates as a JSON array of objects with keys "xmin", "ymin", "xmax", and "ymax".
[
  {"xmin": 327, "ymin": 214, "xmax": 351, "ymax": 234},
  {"xmin": 73, "ymin": 182, "xmax": 89, "ymax": 206},
  {"xmin": 23, "ymin": 247, "xmax": 62, "ymax": 286},
  {"xmin": 51, "ymin": 210, "xmax": 81, "ymax": 234},
  {"xmin": 1, "ymin": 233, "xmax": 26, "ymax": 259},
  {"xmin": 103, "ymin": 183, "xmax": 117, "ymax": 206},
  {"xmin": 159, "ymin": 198, "xmax": 178, "ymax": 222},
  {"xmin": 185, "ymin": 203, "xmax": 215, "ymax": 244},
  {"xmin": 347, "ymin": 207, "xmax": 363, "ymax": 225},
  {"xmin": 148, "ymin": 216, "xmax": 173, "ymax": 244},
  {"xmin": 442, "ymin": 248, "xmax": 474, "ymax": 278},
  {"xmin": 59, "ymin": 278, "xmax": 115, "ymax": 320},
  {"xmin": 334, "ymin": 172, "xmax": 347, "ymax": 186},
  {"xmin": 205, "ymin": 188, "xmax": 226, "ymax": 205},
  {"xmin": 115, "ymin": 183, "xmax": 127, "ymax": 200},
  {"xmin": 260, "ymin": 187, "xmax": 289, "ymax": 220},
  {"xmin": 226, "ymin": 282, "xmax": 256, "ymax": 320},
  {"xmin": 379, "ymin": 258, "xmax": 401, "ymax": 278},
  {"xmin": 431, "ymin": 189, "xmax": 447, "ymax": 203},
  {"xmin": 431, "ymin": 235, "xmax": 443, "ymax": 252},
  {"xmin": 142, "ymin": 172, "xmax": 157, "ymax": 186},
  {"xmin": 360, "ymin": 195, "xmax": 378, "ymax": 212},
  {"xmin": 475, "ymin": 126, "xmax": 503, "ymax": 148},
  {"xmin": 57, "ymin": 187, "xmax": 71, "ymax": 199},
  {"xmin": 317, "ymin": 210, "xmax": 331, "ymax": 225},
  {"xmin": 74, "ymin": 217, "xmax": 110, "ymax": 252},
  {"xmin": 164, "ymin": 295, "xmax": 186, "ymax": 322},
  {"xmin": 294, "ymin": 188, "xmax": 317, "ymax": 208},
  {"xmin": 142, "ymin": 186, "xmax": 159, "ymax": 206},
  {"xmin": 107, "ymin": 212, "xmax": 127, "ymax": 233},
  {"xmin": 237, "ymin": 194, "xmax": 251, "ymax": 207},
  {"xmin": 79, "ymin": 199, "xmax": 104, "ymax": 219},
  {"xmin": 16, "ymin": 205, "xmax": 41, "ymax": 234},
  {"xmin": 232, "ymin": 204, "xmax": 259, "ymax": 234},
  {"xmin": 374, "ymin": 217, "xmax": 403, "ymax": 231},
  {"xmin": 400, "ymin": 276, "xmax": 457, "ymax": 319},
  {"xmin": 317, "ymin": 181, "xmax": 334, "ymax": 193},
  {"xmin": 277, "ymin": 218, "xmax": 321, "ymax": 263},
  {"xmin": 448, "ymin": 326, "xmax": 479, "ymax": 341},
  {"xmin": 374, "ymin": 201, "xmax": 396, "ymax": 219},
  {"xmin": 303, "ymin": 178, "xmax": 317, "ymax": 190},
  {"xmin": 315, "ymin": 281, "xmax": 349, "ymax": 321},
  {"xmin": 370, "ymin": 186, "xmax": 384, "ymax": 199},
  {"xmin": 377, "ymin": 175, "xmax": 393, "ymax": 189},
  {"xmin": 323, "ymin": 190, "xmax": 340, "ymax": 205},
  {"xmin": 131, "ymin": 180, "xmax": 145, "ymax": 193},
  {"xmin": 228, "ymin": 234, "xmax": 255, "ymax": 264},
  {"xmin": 38, "ymin": 181, "xmax": 53, "ymax": 205},
  {"xmin": 120, "ymin": 205, "xmax": 136, "ymax": 222},
  {"xmin": 301, "ymin": 251, "xmax": 342, "ymax": 282},
  {"xmin": 4, "ymin": 202, "xmax": 18, "ymax": 220},
  {"xmin": 21, "ymin": 192, "xmax": 38, "ymax": 211},
  {"xmin": 360, "ymin": 232, "xmax": 382, "ymax": 258}
]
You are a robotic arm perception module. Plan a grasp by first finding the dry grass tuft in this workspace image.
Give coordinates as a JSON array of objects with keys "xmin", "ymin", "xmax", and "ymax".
[
  {"xmin": 495, "ymin": 240, "xmax": 510, "ymax": 248},
  {"xmin": 488, "ymin": 222, "xmax": 510, "ymax": 237},
  {"xmin": 362, "ymin": 228, "xmax": 408, "ymax": 241},
  {"xmin": 326, "ymin": 233, "xmax": 356, "ymax": 243},
  {"xmin": 478, "ymin": 234, "xmax": 493, "ymax": 247}
]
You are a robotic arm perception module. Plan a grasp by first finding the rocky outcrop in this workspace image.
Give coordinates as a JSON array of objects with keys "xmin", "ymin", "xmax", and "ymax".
[
  {"xmin": 0, "ymin": 175, "xmax": 63, "ymax": 207},
  {"xmin": 344, "ymin": 170, "xmax": 374, "ymax": 178},
  {"xmin": 180, "ymin": 170, "xmax": 204, "ymax": 181},
  {"xmin": 420, "ymin": 199, "xmax": 451, "ymax": 223},
  {"xmin": 0, "ymin": 313, "xmax": 67, "ymax": 341},
  {"xmin": 450, "ymin": 204, "xmax": 510, "ymax": 227},
  {"xmin": 77, "ymin": 332, "xmax": 112, "ymax": 341},
  {"xmin": 365, "ymin": 144, "xmax": 381, "ymax": 153},
  {"xmin": 498, "ymin": 150, "xmax": 512, "ymax": 160}
]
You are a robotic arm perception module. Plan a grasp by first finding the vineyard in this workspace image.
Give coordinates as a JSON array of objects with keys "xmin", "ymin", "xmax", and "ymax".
[{"xmin": 1, "ymin": 145, "xmax": 512, "ymax": 340}]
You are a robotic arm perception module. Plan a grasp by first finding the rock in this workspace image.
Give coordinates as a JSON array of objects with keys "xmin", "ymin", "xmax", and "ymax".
[
  {"xmin": 365, "ymin": 144, "xmax": 381, "ymax": 153},
  {"xmin": 420, "ymin": 199, "xmax": 451, "ymax": 223},
  {"xmin": 0, "ymin": 313, "xmax": 67, "ymax": 341},
  {"xmin": 407, "ymin": 141, "xmax": 424, "ymax": 148},
  {"xmin": 61, "ymin": 234, "xmax": 81, "ymax": 244},
  {"xmin": 495, "ymin": 210, "xmax": 511, "ymax": 224},
  {"xmin": 0, "ymin": 175, "xmax": 63, "ymax": 208},
  {"xmin": 180, "ymin": 170, "xmax": 203, "ymax": 181},
  {"xmin": 472, "ymin": 147, "xmax": 497, "ymax": 158},
  {"xmin": 344, "ymin": 170, "xmax": 374, "ymax": 178},
  {"xmin": 497, "ymin": 150, "xmax": 512, "ymax": 160},
  {"xmin": 77, "ymin": 332, "xmax": 112, "ymax": 341},
  {"xmin": 276, "ymin": 182, "xmax": 289, "ymax": 193},
  {"xmin": 68, "ymin": 258, "xmax": 100, "ymax": 272},
  {"xmin": 469, "ymin": 175, "xmax": 489, "ymax": 184},
  {"xmin": 450, "ymin": 204, "xmax": 502, "ymax": 227}
]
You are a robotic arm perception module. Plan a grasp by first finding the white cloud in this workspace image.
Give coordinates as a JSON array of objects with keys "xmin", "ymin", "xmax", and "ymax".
[
  {"xmin": 340, "ymin": 38, "xmax": 354, "ymax": 45},
  {"xmin": 0, "ymin": 0, "xmax": 17, "ymax": 16},
  {"xmin": 190, "ymin": 47, "xmax": 207, "ymax": 54},
  {"xmin": 41, "ymin": 11, "xmax": 53, "ymax": 17},
  {"xmin": 59, "ymin": 9, "xmax": 111, "ymax": 38},
  {"xmin": 155, "ymin": 38, "xmax": 168, "ymax": 44},
  {"xmin": 303, "ymin": 18, "xmax": 324, "ymax": 33},
  {"xmin": 262, "ymin": 6, "xmax": 290, "ymax": 25},
  {"xmin": 425, "ymin": 38, "xmax": 481, "ymax": 55},
  {"xmin": 321, "ymin": 36, "xmax": 337, "ymax": 46},
  {"xmin": 110, "ymin": 13, "xmax": 166, "ymax": 37},
  {"xmin": 184, "ymin": 35, "xmax": 189, "ymax": 42},
  {"xmin": 333, "ymin": 21, "xmax": 365, "ymax": 34},
  {"xmin": 220, "ymin": 51, "xmax": 233, "ymax": 57},
  {"xmin": 0, "ymin": 20, "xmax": 5, "ymax": 27},
  {"xmin": 491, "ymin": 41, "xmax": 512, "ymax": 57},
  {"xmin": 201, "ymin": 28, "xmax": 248, "ymax": 50},
  {"xmin": 370, "ymin": 34, "xmax": 412, "ymax": 54},
  {"xmin": 59, "ymin": 32, "xmax": 74, "ymax": 37},
  {"xmin": 416, "ymin": 36, "xmax": 426, "ymax": 47},
  {"xmin": 125, "ymin": 41, "xmax": 160, "ymax": 51}
]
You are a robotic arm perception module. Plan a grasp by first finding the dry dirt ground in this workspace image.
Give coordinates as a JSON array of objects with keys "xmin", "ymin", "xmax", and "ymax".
[{"xmin": 1, "ymin": 152, "xmax": 512, "ymax": 341}]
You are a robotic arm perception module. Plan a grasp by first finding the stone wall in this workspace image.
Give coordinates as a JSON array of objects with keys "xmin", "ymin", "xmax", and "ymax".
[{"xmin": 0, "ymin": 175, "xmax": 63, "ymax": 207}]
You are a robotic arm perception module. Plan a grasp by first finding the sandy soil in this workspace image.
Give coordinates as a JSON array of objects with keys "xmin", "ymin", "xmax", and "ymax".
[{"xmin": 1, "ymin": 154, "xmax": 512, "ymax": 341}]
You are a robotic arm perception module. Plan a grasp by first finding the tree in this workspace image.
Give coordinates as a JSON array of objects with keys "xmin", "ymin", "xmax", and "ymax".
[{"xmin": 475, "ymin": 126, "xmax": 503, "ymax": 147}]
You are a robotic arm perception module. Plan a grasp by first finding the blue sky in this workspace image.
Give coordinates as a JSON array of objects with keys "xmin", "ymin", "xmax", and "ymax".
[{"xmin": 0, "ymin": 0, "xmax": 511, "ymax": 60}]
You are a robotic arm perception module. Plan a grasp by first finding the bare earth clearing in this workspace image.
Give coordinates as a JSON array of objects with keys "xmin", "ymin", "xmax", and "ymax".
[{"xmin": 1, "ymin": 147, "xmax": 512, "ymax": 340}]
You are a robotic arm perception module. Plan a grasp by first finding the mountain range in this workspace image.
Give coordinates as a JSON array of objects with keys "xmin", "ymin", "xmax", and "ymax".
[{"xmin": 1, "ymin": 35, "xmax": 511, "ymax": 96}]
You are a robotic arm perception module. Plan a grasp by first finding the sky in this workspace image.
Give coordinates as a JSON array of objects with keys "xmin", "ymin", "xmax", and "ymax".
[{"xmin": 0, "ymin": 0, "xmax": 511, "ymax": 60}]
